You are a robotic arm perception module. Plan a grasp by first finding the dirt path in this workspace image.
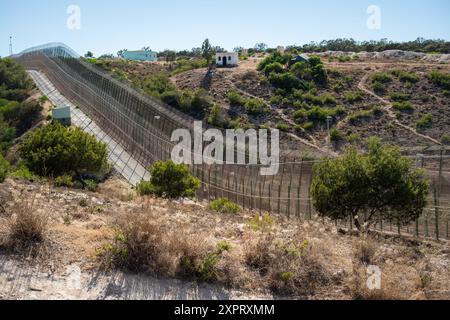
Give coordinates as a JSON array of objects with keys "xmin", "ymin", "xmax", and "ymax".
[
  {"xmin": 357, "ymin": 72, "xmax": 442, "ymax": 146},
  {"xmin": 0, "ymin": 257, "xmax": 271, "ymax": 300}
]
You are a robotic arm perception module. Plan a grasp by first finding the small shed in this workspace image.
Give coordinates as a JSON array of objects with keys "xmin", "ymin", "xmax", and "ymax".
[
  {"xmin": 289, "ymin": 54, "xmax": 310, "ymax": 66},
  {"xmin": 52, "ymin": 106, "xmax": 71, "ymax": 126},
  {"xmin": 216, "ymin": 52, "xmax": 239, "ymax": 67},
  {"xmin": 122, "ymin": 50, "xmax": 158, "ymax": 62}
]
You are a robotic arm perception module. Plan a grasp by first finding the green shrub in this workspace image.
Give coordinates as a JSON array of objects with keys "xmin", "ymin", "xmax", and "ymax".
[
  {"xmin": 322, "ymin": 94, "xmax": 336, "ymax": 105},
  {"xmin": 142, "ymin": 160, "xmax": 200, "ymax": 199},
  {"xmin": 210, "ymin": 198, "xmax": 241, "ymax": 214},
  {"xmin": 276, "ymin": 123, "xmax": 289, "ymax": 132},
  {"xmin": 19, "ymin": 123, "xmax": 109, "ymax": 177},
  {"xmin": 428, "ymin": 71, "xmax": 450, "ymax": 90},
  {"xmin": 302, "ymin": 122, "xmax": 314, "ymax": 130},
  {"xmin": 371, "ymin": 72, "xmax": 393, "ymax": 84},
  {"xmin": 268, "ymin": 72, "xmax": 301, "ymax": 92},
  {"xmin": 54, "ymin": 174, "xmax": 74, "ymax": 188},
  {"xmin": 1, "ymin": 101, "xmax": 43, "ymax": 136},
  {"xmin": 349, "ymin": 107, "xmax": 383, "ymax": 126},
  {"xmin": 390, "ymin": 92, "xmax": 411, "ymax": 102},
  {"xmin": 344, "ymin": 91, "xmax": 363, "ymax": 103},
  {"xmin": 245, "ymin": 98, "xmax": 266, "ymax": 115},
  {"xmin": 263, "ymin": 62, "xmax": 284, "ymax": 76},
  {"xmin": 372, "ymin": 81, "xmax": 387, "ymax": 94},
  {"xmin": 84, "ymin": 179, "xmax": 98, "ymax": 192},
  {"xmin": 392, "ymin": 101, "xmax": 414, "ymax": 112},
  {"xmin": 9, "ymin": 162, "xmax": 37, "ymax": 182},
  {"xmin": 258, "ymin": 52, "xmax": 292, "ymax": 71},
  {"xmin": 329, "ymin": 128, "xmax": 343, "ymax": 142},
  {"xmin": 392, "ymin": 69, "xmax": 419, "ymax": 84},
  {"xmin": 228, "ymin": 90, "xmax": 246, "ymax": 106},
  {"xmin": 416, "ymin": 114, "xmax": 433, "ymax": 132},
  {"xmin": 0, "ymin": 155, "xmax": 10, "ymax": 183},
  {"xmin": 249, "ymin": 213, "xmax": 275, "ymax": 232},
  {"xmin": 441, "ymin": 133, "xmax": 450, "ymax": 145}
]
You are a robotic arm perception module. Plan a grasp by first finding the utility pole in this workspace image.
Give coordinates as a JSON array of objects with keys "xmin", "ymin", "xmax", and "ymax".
[{"xmin": 9, "ymin": 36, "xmax": 13, "ymax": 56}]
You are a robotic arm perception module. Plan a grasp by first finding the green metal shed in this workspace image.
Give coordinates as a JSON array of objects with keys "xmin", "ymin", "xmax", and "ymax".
[{"xmin": 52, "ymin": 106, "xmax": 71, "ymax": 126}]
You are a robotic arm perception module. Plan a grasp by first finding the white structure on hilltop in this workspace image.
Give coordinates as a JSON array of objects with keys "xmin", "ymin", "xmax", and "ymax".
[{"xmin": 216, "ymin": 52, "xmax": 239, "ymax": 67}]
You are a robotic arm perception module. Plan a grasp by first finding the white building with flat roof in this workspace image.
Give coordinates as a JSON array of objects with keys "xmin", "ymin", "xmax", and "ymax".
[{"xmin": 216, "ymin": 52, "xmax": 239, "ymax": 67}]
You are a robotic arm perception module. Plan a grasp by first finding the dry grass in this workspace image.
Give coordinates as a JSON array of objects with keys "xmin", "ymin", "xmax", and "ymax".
[
  {"xmin": 98, "ymin": 211, "xmax": 331, "ymax": 295},
  {"xmin": 3, "ymin": 200, "xmax": 49, "ymax": 255},
  {"xmin": 244, "ymin": 232, "xmax": 331, "ymax": 296},
  {"xmin": 353, "ymin": 237, "xmax": 378, "ymax": 265}
]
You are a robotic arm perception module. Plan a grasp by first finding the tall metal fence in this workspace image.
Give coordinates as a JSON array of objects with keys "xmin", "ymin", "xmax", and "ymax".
[{"xmin": 12, "ymin": 43, "xmax": 450, "ymax": 240}]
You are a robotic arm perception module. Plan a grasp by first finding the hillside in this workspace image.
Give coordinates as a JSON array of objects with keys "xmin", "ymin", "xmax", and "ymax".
[
  {"xmin": 90, "ymin": 52, "xmax": 450, "ymax": 159},
  {"xmin": 0, "ymin": 178, "xmax": 449, "ymax": 300}
]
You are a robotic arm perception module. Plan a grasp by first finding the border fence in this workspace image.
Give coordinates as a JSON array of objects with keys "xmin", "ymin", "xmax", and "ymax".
[{"xmin": 12, "ymin": 43, "xmax": 450, "ymax": 240}]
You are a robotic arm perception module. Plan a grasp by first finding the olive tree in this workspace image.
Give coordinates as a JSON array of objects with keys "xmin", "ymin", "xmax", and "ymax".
[{"xmin": 311, "ymin": 138, "xmax": 429, "ymax": 232}]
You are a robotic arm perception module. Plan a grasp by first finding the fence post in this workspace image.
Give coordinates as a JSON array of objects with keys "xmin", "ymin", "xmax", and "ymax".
[
  {"xmin": 277, "ymin": 184, "xmax": 281, "ymax": 214},
  {"xmin": 434, "ymin": 187, "xmax": 440, "ymax": 241},
  {"xmin": 268, "ymin": 184, "xmax": 272, "ymax": 214},
  {"xmin": 250, "ymin": 181, "xmax": 254, "ymax": 211},
  {"xmin": 287, "ymin": 185, "xmax": 291, "ymax": 219}
]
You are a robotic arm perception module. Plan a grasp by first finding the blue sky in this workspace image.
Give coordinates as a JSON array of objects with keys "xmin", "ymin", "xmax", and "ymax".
[{"xmin": 0, "ymin": 0, "xmax": 449, "ymax": 57}]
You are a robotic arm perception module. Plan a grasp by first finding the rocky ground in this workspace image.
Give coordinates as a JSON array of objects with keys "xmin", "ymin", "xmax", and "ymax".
[{"xmin": 0, "ymin": 177, "xmax": 449, "ymax": 300}]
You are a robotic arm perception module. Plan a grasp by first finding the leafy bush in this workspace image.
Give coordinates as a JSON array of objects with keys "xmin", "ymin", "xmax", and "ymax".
[
  {"xmin": 268, "ymin": 72, "xmax": 301, "ymax": 92},
  {"xmin": 258, "ymin": 52, "xmax": 292, "ymax": 71},
  {"xmin": 83, "ymin": 179, "xmax": 98, "ymax": 192},
  {"xmin": 428, "ymin": 71, "xmax": 450, "ymax": 90},
  {"xmin": 416, "ymin": 114, "xmax": 433, "ymax": 132},
  {"xmin": 276, "ymin": 123, "xmax": 289, "ymax": 132},
  {"xmin": 441, "ymin": 133, "xmax": 450, "ymax": 145},
  {"xmin": 0, "ymin": 58, "xmax": 33, "ymax": 102},
  {"xmin": 142, "ymin": 73, "xmax": 176, "ymax": 97},
  {"xmin": 141, "ymin": 160, "xmax": 200, "ymax": 199},
  {"xmin": 263, "ymin": 62, "xmax": 284, "ymax": 76},
  {"xmin": 210, "ymin": 198, "xmax": 241, "ymax": 214},
  {"xmin": 1, "ymin": 101, "xmax": 43, "ymax": 136},
  {"xmin": 344, "ymin": 91, "xmax": 363, "ymax": 103},
  {"xmin": 390, "ymin": 92, "xmax": 411, "ymax": 102},
  {"xmin": 0, "ymin": 154, "xmax": 9, "ymax": 183},
  {"xmin": 371, "ymin": 72, "xmax": 393, "ymax": 84},
  {"xmin": 372, "ymin": 81, "xmax": 387, "ymax": 94},
  {"xmin": 311, "ymin": 138, "xmax": 429, "ymax": 232},
  {"xmin": 227, "ymin": 90, "xmax": 246, "ymax": 106},
  {"xmin": 249, "ymin": 213, "xmax": 275, "ymax": 232},
  {"xmin": 54, "ymin": 174, "xmax": 74, "ymax": 188},
  {"xmin": 392, "ymin": 101, "xmax": 414, "ymax": 112},
  {"xmin": 329, "ymin": 128, "xmax": 343, "ymax": 142},
  {"xmin": 392, "ymin": 69, "xmax": 419, "ymax": 84},
  {"xmin": 19, "ymin": 123, "xmax": 109, "ymax": 177},
  {"xmin": 245, "ymin": 98, "xmax": 266, "ymax": 115},
  {"xmin": 9, "ymin": 162, "xmax": 36, "ymax": 182}
]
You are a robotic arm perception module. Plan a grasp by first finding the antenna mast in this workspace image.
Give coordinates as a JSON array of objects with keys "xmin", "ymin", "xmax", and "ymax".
[{"xmin": 9, "ymin": 36, "xmax": 13, "ymax": 56}]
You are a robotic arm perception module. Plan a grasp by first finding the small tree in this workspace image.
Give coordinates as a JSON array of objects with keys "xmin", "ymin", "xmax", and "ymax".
[
  {"xmin": 19, "ymin": 123, "xmax": 108, "ymax": 178},
  {"xmin": 201, "ymin": 39, "xmax": 214, "ymax": 67},
  {"xmin": 84, "ymin": 51, "xmax": 94, "ymax": 58},
  {"xmin": 311, "ymin": 138, "xmax": 429, "ymax": 232}
]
